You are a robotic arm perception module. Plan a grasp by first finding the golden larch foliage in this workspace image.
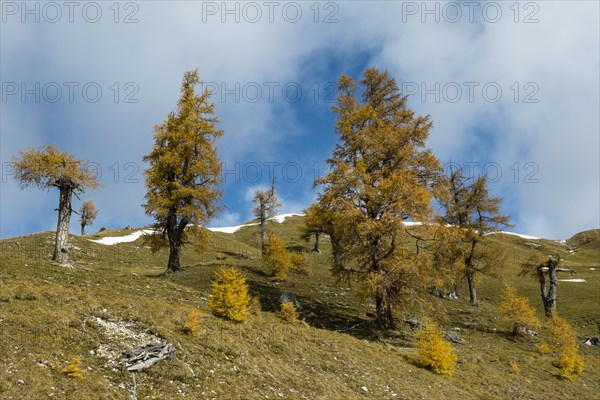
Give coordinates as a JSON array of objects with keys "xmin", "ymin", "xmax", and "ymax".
[
  {"xmin": 63, "ymin": 356, "xmax": 83, "ymax": 379},
  {"xmin": 416, "ymin": 317, "xmax": 457, "ymax": 376},
  {"xmin": 498, "ymin": 285, "xmax": 541, "ymax": 338},
  {"xmin": 314, "ymin": 67, "xmax": 443, "ymax": 329},
  {"xmin": 278, "ymin": 301, "xmax": 299, "ymax": 323},
  {"xmin": 182, "ymin": 308, "xmax": 202, "ymax": 334},
  {"xmin": 263, "ymin": 235, "xmax": 292, "ymax": 282},
  {"xmin": 547, "ymin": 315, "xmax": 584, "ymax": 381},
  {"xmin": 208, "ymin": 268, "xmax": 250, "ymax": 322}
]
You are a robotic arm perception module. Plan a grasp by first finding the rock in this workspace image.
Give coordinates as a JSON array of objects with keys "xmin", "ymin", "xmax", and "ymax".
[
  {"xmin": 361, "ymin": 386, "xmax": 368, "ymax": 393},
  {"xmin": 584, "ymin": 337, "xmax": 600, "ymax": 346},
  {"xmin": 444, "ymin": 331, "xmax": 466, "ymax": 344},
  {"xmin": 404, "ymin": 317, "xmax": 421, "ymax": 329},
  {"xmin": 279, "ymin": 293, "xmax": 301, "ymax": 309}
]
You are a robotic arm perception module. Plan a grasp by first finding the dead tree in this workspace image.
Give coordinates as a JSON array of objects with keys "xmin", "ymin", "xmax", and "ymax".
[{"xmin": 522, "ymin": 254, "xmax": 574, "ymax": 317}]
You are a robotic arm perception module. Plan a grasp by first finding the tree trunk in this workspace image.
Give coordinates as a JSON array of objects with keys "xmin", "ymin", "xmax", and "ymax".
[
  {"xmin": 53, "ymin": 186, "xmax": 73, "ymax": 264},
  {"xmin": 452, "ymin": 281, "xmax": 460, "ymax": 298},
  {"xmin": 466, "ymin": 270, "xmax": 478, "ymax": 306},
  {"xmin": 81, "ymin": 223, "xmax": 86, "ymax": 236},
  {"xmin": 546, "ymin": 263, "xmax": 558, "ymax": 317},
  {"xmin": 313, "ymin": 232, "xmax": 320, "ymax": 253},
  {"xmin": 375, "ymin": 290, "xmax": 396, "ymax": 330},
  {"xmin": 166, "ymin": 238, "xmax": 181, "ymax": 274},
  {"xmin": 260, "ymin": 216, "xmax": 266, "ymax": 255}
]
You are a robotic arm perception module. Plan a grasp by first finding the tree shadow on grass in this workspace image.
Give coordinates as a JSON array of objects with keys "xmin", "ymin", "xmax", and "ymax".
[{"xmin": 246, "ymin": 278, "xmax": 379, "ymax": 341}]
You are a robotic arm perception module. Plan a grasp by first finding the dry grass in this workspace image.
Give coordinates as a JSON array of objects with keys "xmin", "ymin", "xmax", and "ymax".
[{"xmin": 0, "ymin": 222, "xmax": 598, "ymax": 399}]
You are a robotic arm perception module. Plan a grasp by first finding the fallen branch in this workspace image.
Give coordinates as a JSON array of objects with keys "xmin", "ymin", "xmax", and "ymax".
[{"xmin": 123, "ymin": 341, "xmax": 176, "ymax": 372}]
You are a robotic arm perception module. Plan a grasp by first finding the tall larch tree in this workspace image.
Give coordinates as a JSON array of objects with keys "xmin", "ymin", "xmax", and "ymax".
[
  {"xmin": 79, "ymin": 199, "xmax": 98, "ymax": 235},
  {"xmin": 437, "ymin": 167, "xmax": 511, "ymax": 306},
  {"xmin": 315, "ymin": 68, "xmax": 441, "ymax": 329},
  {"xmin": 12, "ymin": 145, "xmax": 100, "ymax": 264},
  {"xmin": 253, "ymin": 179, "xmax": 281, "ymax": 254},
  {"xmin": 144, "ymin": 70, "xmax": 223, "ymax": 274}
]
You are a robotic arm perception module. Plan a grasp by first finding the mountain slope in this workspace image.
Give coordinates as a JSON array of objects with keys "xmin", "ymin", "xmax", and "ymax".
[{"xmin": 0, "ymin": 220, "xmax": 598, "ymax": 399}]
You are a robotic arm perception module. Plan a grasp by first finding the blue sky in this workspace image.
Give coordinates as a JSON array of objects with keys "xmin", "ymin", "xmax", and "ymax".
[{"xmin": 1, "ymin": 1, "xmax": 599, "ymax": 240}]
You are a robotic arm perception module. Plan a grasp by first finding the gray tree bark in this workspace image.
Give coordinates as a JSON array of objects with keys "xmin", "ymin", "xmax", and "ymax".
[
  {"xmin": 53, "ymin": 186, "xmax": 73, "ymax": 264},
  {"xmin": 467, "ymin": 269, "xmax": 478, "ymax": 306}
]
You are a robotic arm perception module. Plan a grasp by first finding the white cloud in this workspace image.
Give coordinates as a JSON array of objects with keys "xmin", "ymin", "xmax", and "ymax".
[{"xmin": 1, "ymin": 1, "xmax": 598, "ymax": 239}]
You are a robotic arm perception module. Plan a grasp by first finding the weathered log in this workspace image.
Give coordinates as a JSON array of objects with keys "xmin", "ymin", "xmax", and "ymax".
[{"xmin": 123, "ymin": 341, "xmax": 176, "ymax": 372}]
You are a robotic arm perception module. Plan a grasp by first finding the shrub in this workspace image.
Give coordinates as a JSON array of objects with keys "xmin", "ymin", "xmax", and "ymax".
[
  {"xmin": 416, "ymin": 317, "xmax": 457, "ymax": 376},
  {"xmin": 182, "ymin": 308, "xmax": 202, "ymax": 334},
  {"xmin": 547, "ymin": 314, "xmax": 584, "ymax": 381},
  {"xmin": 278, "ymin": 300, "xmax": 298, "ymax": 323},
  {"xmin": 249, "ymin": 296, "xmax": 262, "ymax": 316},
  {"xmin": 498, "ymin": 285, "xmax": 541, "ymax": 338},
  {"xmin": 510, "ymin": 361, "xmax": 521, "ymax": 375},
  {"xmin": 536, "ymin": 340, "xmax": 551, "ymax": 355},
  {"xmin": 208, "ymin": 267, "xmax": 250, "ymax": 322},
  {"xmin": 290, "ymin": 252, "xmax": 313, "ymax": 277},
  {"xmin": 63, "ymin": 356, "xmax": 83, "ymax": 379},
  {"xmin": 263, "ymin": 235, "xmax": 292, "ymax": 281}
]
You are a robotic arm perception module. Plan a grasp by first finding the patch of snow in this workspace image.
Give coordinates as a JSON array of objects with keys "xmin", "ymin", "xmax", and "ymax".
[
  {"xmin": 484, "ymin": 231, "xmax": 541, "ymax": 240},
  {"xmin": 557, "ymin": 239, "xmax": 567, "ymax": 244},
  {"xmin": 402, "ymin": 221, "xmax": 423, "ymax": 226},
  {"xmin": 207, "ymin": 223, "xmax": 259, "ymax": 234},
  {"xmin": 590, "ymin": 268, "xmax": 597, "ymax": 271},
  {"xmin": 89, "ymin": 229, "xmax": 154, "ymax": 245},
  {"xmin": 558, "ymin": 278, "xmax": 586, "ymax": 283},
  {"xmin": 207, "ymin": 213, "xmax": 305, "ymax": 233},
  {"xmin": 270, "ymin": 213, "xmax": 305, "ymax": 223}
]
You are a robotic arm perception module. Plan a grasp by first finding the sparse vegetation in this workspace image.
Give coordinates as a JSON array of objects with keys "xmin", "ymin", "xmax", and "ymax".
[{"xmin": 0, "ymin": 203, "xmax": 598, "ymax": 399}]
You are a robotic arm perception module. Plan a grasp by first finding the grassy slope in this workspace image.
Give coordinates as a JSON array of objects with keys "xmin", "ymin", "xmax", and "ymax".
[{"xmin": 0, "ymin": 219, "xmax": 598, "ymax": 399}]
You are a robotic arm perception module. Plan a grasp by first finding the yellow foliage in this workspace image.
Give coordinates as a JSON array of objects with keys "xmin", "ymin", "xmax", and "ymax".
[
  {"xmin": 278, "ymin": 301, "xmax": 298, "ymax": 323},
  {"xmin": 63, "ymin": 356, "xmax": 83, "ymax": 379},
  {"xmin": 499, "ymin": 285, "xmax": 541, "ymax": 338},
  {"xmin": 143, "ymin": 70, "xmax": 224, "ymax": 271},
  {"xmin": 208, "ymin": 268, "xmax": 250, "ymax": 322},
  {"xmin": 249, "ymin": 296, "xmax": 262, "ymax": 316},
  {"xmin": 416, "ymin": 317, "xmax": 457, "ymax": 376},
  {"xmin": 263, "ymin": 235, "xmax": 292, "ymax": 281},
  {"xmin": 510, "ymin": 361, "xmax": 521, "ymax": 375},
  {"xmin": 536, "ymin": 340, "xmax": 551, "ymax": 355},
  {"xmin": 290, "ymin": 252, "xmax": 313, "ymax": 277},
  {"xmin": 182, "ymin": 308, "xmax": 202, "ymax": 334},
  {"xmin": 547, "ymin": 315, "xmax": 584, "ymax": 381},
  {"xmin": 12, "ymin": 145, "xmax": 100, "ymax": 191}
]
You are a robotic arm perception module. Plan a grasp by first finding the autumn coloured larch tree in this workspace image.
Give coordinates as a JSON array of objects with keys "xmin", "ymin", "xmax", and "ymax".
[
  {"xmin": 79, "ymin": 199, "xmax": 98, "ymax": 236},
  {"xmin": 436, "ymin": 167, "xmax": 511, "ymax": 306},
  {"xmin": 12, "ymin": 145, "xmax": 100, "ymax": 264},
  {"xmin": 314, "ymin": 67, "xmax": 442, "ymax": 329},
  {"xmin": 143, "ymin": 70, "xmax": 223, "ymax": 274}
]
